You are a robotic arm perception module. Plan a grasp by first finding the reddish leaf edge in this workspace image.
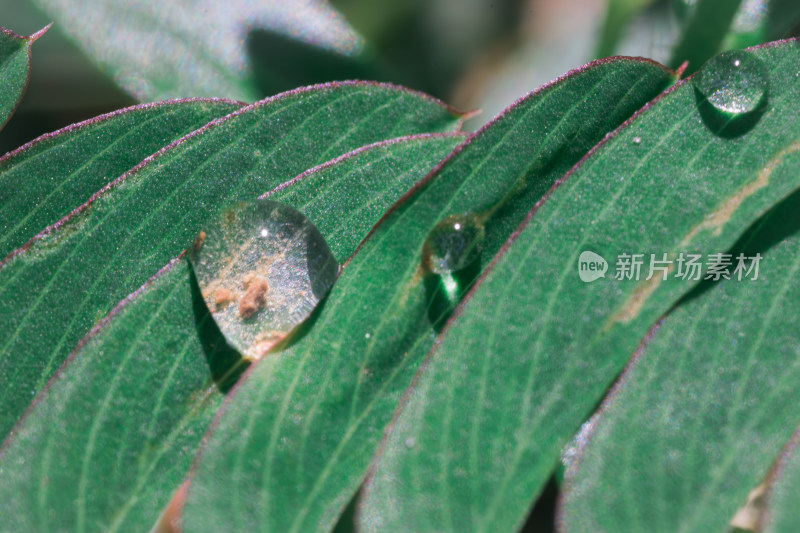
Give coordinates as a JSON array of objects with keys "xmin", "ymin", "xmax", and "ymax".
[
  {"xmin": 262, "ymin": 131, "xmax": 469, "ymax": 199},
  {"xmin": 339, "ymin": 55, "xmax": 677, "ymax": 269},
  {"xmin": 552, "ymin": 318, "xmax": 665, "ymax": 533},
  {"xmin": 0, "ymin": 80, "xmax": 469, "ymax": 267},
  {"xmin": 0, "ymin": 96, "xmax": 245, "ymax": 163},
  {"xmin": 763, "ymin": 421, "xmax": 800, "ymax": 530}
]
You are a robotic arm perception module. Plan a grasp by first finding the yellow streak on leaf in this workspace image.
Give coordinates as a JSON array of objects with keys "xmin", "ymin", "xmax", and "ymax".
[
  {"xmin": 608, "ymin": 265, "xmax": 675, "ymax": 325},
  {"xmin": 679, "ymin": 140, "xmax": 800, "ymax": 248},
  {"xmin": 609, "ymin": 140, "xmax": 800, "ymax": 325}
]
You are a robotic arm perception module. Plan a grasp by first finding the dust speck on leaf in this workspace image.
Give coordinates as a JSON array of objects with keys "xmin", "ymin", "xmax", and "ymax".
[
  {"xmin": 193, "ymin": 231, "xmax": 206, "ymax": 252},
  {"xmin": 214, "ymin": 288, "xmax": 233, "ymax": 308},
  {"xmin": 239, "ymin": 276, "xmax": 269, "ymax": 318}
]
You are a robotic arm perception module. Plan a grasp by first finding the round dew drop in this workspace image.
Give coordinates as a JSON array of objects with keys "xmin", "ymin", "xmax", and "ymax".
[
  {"xmin": 422, "ymin": 214, "xmax": 485, "ymax": 274},
  {"xmin": 189, "ymin": 199, "xmax": 338, "ymax": 361},
  {"xmin": 693, "ymin": 50, "xmax": 769, "ymax": 115}
]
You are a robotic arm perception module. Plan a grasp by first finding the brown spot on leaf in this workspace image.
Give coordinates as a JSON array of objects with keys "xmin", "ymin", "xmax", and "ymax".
[
  {"xmin": 609, "ymin": 140, "xmax": 800, "ymax": 326},
  {"xmin": 609, "ymin": 264, "xmax": 675, "ymax": 325},
  {"xmin": 681, "ymin": 140, "xmax": 800, "ymax": 247}
]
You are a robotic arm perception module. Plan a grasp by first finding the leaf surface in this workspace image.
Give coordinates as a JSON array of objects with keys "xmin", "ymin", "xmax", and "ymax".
[
  {"xmin": 560, "ymin": 186, "xmax": 800, "ymax": 533},
  {"xmin": 181, "ymin": 58, "xmax": 674, "ymax": 533},
  {"xmin": 0, "ymin": 82, "xmax": 463, "ymax": 441},
  {"xmin": 360, "ymin": 40, "xmax": 800, "ymax": 533},
  {"xmin": 0, "ymin": 98, "xmax": 242, "ymax": 257},
  {"xmin": 0, "ymin": 133, "xmax": 464, "ymax": 533}
]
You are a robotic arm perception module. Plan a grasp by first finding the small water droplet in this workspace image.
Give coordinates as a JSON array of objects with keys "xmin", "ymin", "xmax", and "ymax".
[
  {"xmin": 404, "ymin": 437, "xmax": 416, "ymax": 449},
  {"xmin": 189, "ymin": 200, "xmax": 338, "ymax": 361},
  {"xmin": 422, "ymin": 214, "xmax": 485, "ymax": 274},
  {"xmin": 693, "ymin": 50, "xmax": 768, "ymax": 115}
]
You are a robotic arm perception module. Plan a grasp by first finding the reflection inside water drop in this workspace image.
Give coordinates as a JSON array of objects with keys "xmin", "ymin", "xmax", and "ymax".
[
  {"xmin": 693, "ymin": 50, "xmax": 768, "ymax": 115},
  {"xmin": 422, "ymin": 214, "xmax": 485, "ymax": 275},
  {"xmin": 189, "ymin": 199, "xmax": 338, "ymax": 361}
]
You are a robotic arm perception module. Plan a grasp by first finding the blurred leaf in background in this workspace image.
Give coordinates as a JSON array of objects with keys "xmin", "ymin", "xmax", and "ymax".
[
  {"xmin": 332, "ymin": 0, "xmax": 529, "ymax": 104},
  {"xmin": 0, "ymin": 1, "xmax": 136, "ymax": 154},
  {"xmin": 3, "ymin": 0, "xmax": 800, "ymax": 154},
  {"xmin": 28, "ymin": 0, "xmax": 364, "ymax": 102}
]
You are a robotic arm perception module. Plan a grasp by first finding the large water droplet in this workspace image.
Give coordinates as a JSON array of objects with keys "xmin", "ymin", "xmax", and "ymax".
[
  {"xmin": 422, "ymin": 214, "xmax": 485, "ymax": 274},
  {"xmin": 189, "ymin": 200, "xmax": 338, "ymax": 361},
  {"xmin": 693, "ymin": 50, "xmax": 768, "ymax": 115}
]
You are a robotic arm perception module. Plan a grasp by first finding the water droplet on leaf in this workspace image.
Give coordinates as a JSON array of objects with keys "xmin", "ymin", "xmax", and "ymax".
[
  {"xmin": 189, "ymin": 200, "xmax": 338, "ymax": 361},
  {"xmin": 422, "ymin": 214, "xmax": 485, "ymax": 274},
  {"xmin": 693, "ymin": 50, "xmax": 768, "ymax": 115}
]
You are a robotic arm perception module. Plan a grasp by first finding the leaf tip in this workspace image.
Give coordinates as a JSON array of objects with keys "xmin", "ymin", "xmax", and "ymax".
[
  {"xmin": 673, "ymin": 60, "xmax": 689, "ymax": 81},
  {"xmin": 460, "ymin": 108, "xmax": 482, "ymax": 121},
  {"xmin": 28, "ymin": 23, "xmax": 53, "ymax": 44}
]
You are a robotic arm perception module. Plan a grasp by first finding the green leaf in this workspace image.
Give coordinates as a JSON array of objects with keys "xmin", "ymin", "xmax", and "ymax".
[
  {"xmin": 0, "ymin": 132, "xmax": 463, "ymax": 533},
  {"xmin": 0, "ymin": 98, "xmax": 242, "ymax": 257},
  {"xmin": 359, "ymin": 40, "xmax": 800, "ymax": 533},
  {"xmin": 0, "ymin": 82, "xmax": 464, "ymax": 441},
  {"xmin": 559, "ymin": 186, "xmax": 800, "ymax": 532},
  {"xmin": 0, "ymin": 26, "xmax": 45, "ymax": 131},
  {"xmin": 182, "ymin": 58, "xmax": 673, "ymax": 533},
  {"xmin": 669, "ymin": 0, "xmax": 744, "ymax": 72},
  {"xmin": 30, "ymin": 0, "xmax": 364, "ymax": 102}
]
